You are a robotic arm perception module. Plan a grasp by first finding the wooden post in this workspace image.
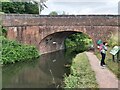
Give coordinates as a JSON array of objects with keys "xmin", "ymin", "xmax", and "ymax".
[
  {"xmin": 112, "ymin": 55, "xmax": 115, "ymax": 62},
  {"xmin": 117, "ymin": 51, "xmax": 120, "ymax": 62}
]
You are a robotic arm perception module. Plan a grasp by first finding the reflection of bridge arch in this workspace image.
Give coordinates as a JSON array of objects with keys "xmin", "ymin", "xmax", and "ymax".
[{"xmin": 2, "ymin": 14, "xmax": 118, "ymax": 54}]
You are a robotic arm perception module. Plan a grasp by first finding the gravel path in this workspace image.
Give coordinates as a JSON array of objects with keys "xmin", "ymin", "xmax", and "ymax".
[{"xmin": 85, "ymin": 52, "xmax": 119, "ymax": 89}]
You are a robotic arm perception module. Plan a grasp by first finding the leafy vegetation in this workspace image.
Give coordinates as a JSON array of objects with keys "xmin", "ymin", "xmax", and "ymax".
[
  {"xmin": 49, "ymin": 11, "xmax": 58, "ymax": 15},
  {"xmin": 108, "ymin": 31, "xmax": 119, "ymax": 47},
  {"xmin": 0, "ymin": 36, "xmax": 39, "ymax": 65},
  {"xmin": 1, "ymin": 27, "xmax": 7, "ymax": 37},
  {"xmin": 0, "ymin": 25, "xmax": 39, "ymax": 65},
  {"xmin": 1, "ymin": 2, "xmax": 38, "ymax": 14},
  {"xmin": 0, "ymin": 0, "xmax": 10, "ymax": 2},
  {"xmin": 63, "ymin": 52, "xmax": 98, "ymax": 88},
  {"xmin": 65, "ymin": 33, "xmax": 93, "ymax": 52},
  {"xmin": 1, "ymin": 0, "xmax": 48, "ymax": 14}
]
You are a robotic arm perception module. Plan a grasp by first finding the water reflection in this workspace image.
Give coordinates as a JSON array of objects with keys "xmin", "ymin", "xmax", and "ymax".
[{"xmin": 2, "ymin": 49, "xmax": 79, "ymax": 88}]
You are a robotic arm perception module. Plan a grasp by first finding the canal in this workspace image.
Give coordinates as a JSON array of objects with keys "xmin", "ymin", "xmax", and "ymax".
[{"xmin": 2, "ymin": 49, "xmax": 81, "ymax": 88}]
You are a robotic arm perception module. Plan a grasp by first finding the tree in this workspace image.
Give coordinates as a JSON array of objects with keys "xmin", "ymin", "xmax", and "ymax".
[
  {"xmin": 2, "ymin": 2, "xmax": 39, "ymax": 14},
  {"xmin": 62, "ymin": 11, "xmax": 66, "ymax": 15},
  {"xmin": 31, "ymin": 0, "xmax": 48, "ymax": 15},
  {"xmin": 2, "ymin": 0, "xmax": 48, "ymax": 14},
  {"xmin": 24, "ymin": 2, "xmax": 39, "ymax": 14},
  {"xmin": 49, "ymin": 11, "xmax": 58, "ymax": 15},
  {"xmin": 2, "ymin": 2, "xmax": 25, "ymax": 14},
  {"xmin": 65, "ymin": 33, "xmax": 92, "ymax": 51},
  {"xmin": 0, "ymin": 0, "xmax": 10, "ymax": 2}
]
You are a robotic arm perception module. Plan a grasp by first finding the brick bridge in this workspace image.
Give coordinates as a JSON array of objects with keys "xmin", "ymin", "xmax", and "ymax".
[{"xmin": 2, "ymin": 14, "xmax": 118, "ymax": 54}]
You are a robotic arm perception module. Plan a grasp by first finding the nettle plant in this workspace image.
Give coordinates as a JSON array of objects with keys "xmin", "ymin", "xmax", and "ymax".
[{"xmin": 1, "ymin": 36, "xmax": 39, "ymax": 65}]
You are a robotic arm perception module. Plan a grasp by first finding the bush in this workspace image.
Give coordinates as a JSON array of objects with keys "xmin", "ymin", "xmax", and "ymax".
[
  {"xmin": 0, "ymin": 36, "xmax": 39, "ymax": 65},
  {"xmin": 108, "ymin": 32, "xmax": 119, "ymax": 47}
]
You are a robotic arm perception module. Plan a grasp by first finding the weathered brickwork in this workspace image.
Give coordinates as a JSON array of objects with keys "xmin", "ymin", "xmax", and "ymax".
[{"xmin": 2, "ymin": 14, "xmax": 118, "ymax": 54}]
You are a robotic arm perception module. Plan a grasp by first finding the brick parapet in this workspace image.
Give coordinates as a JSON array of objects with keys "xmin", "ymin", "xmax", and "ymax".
[{"xmin": 2, "ymin": 14, "xmax": 118, "ymax": 27}]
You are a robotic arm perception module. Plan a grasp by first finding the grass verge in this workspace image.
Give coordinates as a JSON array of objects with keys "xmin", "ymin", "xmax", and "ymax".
[{"xmin": 63, "ymin": 52, "xmax": 98, "ymax": 88}]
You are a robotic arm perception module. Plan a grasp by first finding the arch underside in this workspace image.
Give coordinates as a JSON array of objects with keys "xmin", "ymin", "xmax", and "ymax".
[{"xmin": 40, "ymin": 31, "xmax": 80, "ymax": 54}]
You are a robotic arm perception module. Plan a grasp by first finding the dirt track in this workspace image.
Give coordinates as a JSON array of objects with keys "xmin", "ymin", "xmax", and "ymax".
[{"xmin": 85, "ymin": 52, "xmax": 119, "ymax": 89}]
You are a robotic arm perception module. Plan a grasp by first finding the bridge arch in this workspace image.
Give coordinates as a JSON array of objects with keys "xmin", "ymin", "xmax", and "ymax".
[
  {"xmin": 39, "ymin": 29, "xmax": 94, "ymax": 54},
  {"xmin": 6, "ymin": 25, "xmax": 117, "ymax": 54},
  {"xmin": 3, "ymin": 14, "xmax": 118, "ymax": 54}
]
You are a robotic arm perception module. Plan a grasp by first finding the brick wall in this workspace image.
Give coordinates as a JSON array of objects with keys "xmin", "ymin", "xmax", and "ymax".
[{"xmin": 2, "ymin": 14, "xmax": 118, "ymax": 54}]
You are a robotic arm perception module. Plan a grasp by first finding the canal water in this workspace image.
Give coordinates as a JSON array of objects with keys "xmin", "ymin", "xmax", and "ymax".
[{"xmin": 2, "ymin": 49, "xmax": 81, "ymax": 88}]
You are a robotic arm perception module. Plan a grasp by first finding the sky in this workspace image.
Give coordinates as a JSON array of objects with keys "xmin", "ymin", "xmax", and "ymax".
[{"xmin": 40, "ymin": 0, "xmax": 120, "ymax": 15}]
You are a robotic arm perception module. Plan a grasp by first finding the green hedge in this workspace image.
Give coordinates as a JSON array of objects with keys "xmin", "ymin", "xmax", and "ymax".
[{"xmin": 0, "ymin": 36, "xmax": 39, "ymax": 65}]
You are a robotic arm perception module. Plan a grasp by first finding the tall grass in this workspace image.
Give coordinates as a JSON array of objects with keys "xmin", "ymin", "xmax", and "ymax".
[{"xmin": 63, "ymin": 52, "xmax": 98, "ymax": 88}]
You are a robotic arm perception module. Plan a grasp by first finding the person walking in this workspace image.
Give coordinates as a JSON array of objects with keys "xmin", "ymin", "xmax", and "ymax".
[{"xmin": 100, "ymin": 42, "xmax": 108, "ymax": 67}]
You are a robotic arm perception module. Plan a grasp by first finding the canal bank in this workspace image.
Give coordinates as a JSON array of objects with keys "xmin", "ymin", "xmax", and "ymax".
[
  {"xmin": 2, "ymin": 49, "xmax": 76, "ymax": 88},
  {"xmin": 3, "ymin": 48, "xmax": 97, "ymax": 89},
  {"xmin": 2, "ymin": 49, "xmax": 118, "ymax": 89},
  {"xmin": 63, "ymin": 52, "xmax": 98, "ymax": 88}
]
